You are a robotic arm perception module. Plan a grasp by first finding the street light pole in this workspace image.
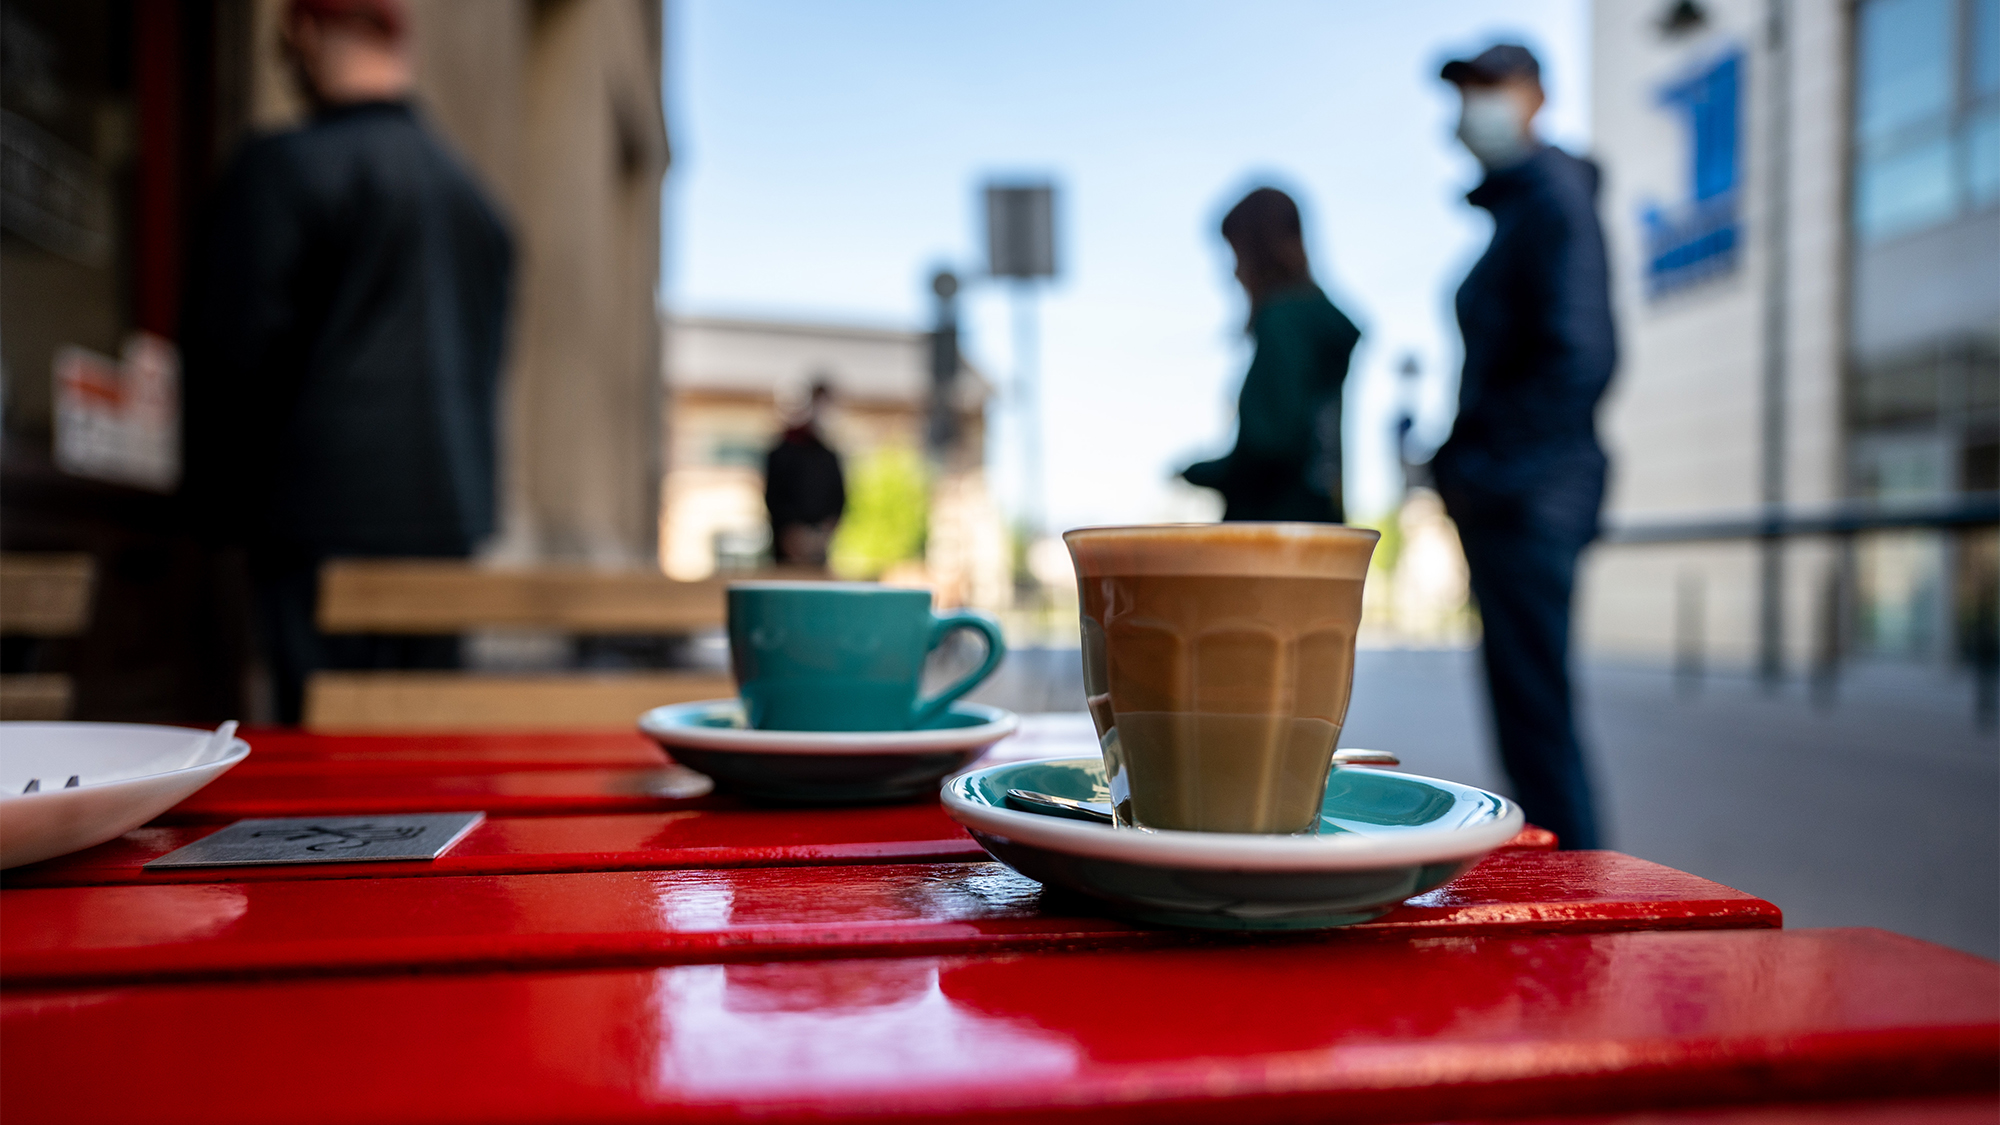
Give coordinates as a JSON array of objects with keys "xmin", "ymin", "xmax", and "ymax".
[
  {"xmin": 1012, "ymin": 279, "xmax": 1044, "ymax": 536},
  {"xmin": 984, "ymin": 181, "xmax": 1058, "ymax": 537},
  {"xmin": 1758, "ymin": 0, "xmax": 1791, "ymax": 688},
  {"xmin": 927, "ymin": 269, "xmax": 961, "ymax": 465}
]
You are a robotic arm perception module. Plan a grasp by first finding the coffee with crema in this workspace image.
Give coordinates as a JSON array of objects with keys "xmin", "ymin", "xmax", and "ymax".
[{"xmin": 1064, "ymin": 524, "xmax": 1379, "ymax": 834}]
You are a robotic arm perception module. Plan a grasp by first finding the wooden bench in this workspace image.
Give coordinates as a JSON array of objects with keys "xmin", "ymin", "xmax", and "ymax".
[
  {"xmin": 315, "ymin": 560, "xmax": 732, "ymax": 635},
  {"xmin": 304, "ymin": 560, "xmax": 745, "ymax": 732},
  {"xmin": 0, "ymin": 554, "xmax": 95, "ymax": 720}
]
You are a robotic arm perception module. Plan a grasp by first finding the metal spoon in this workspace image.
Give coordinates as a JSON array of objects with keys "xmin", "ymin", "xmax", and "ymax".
[
  {"xmin": 1005, "ymin": 789, "xmax": 1115, "ymax": 823},
  {"xmin": 1003, "ymin": 748, "xmax": 1402, "ymax": 826}
]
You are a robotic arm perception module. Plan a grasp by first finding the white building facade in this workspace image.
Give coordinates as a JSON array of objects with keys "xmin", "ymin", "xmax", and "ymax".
[{"xmin": 1583, "ymin": 0, "xmax": 1998, "ymax": 673}]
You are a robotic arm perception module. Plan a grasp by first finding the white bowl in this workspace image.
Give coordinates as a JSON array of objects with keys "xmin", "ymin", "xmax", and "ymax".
[{"xmin": 0, "ymin": 722, "xmax": 251, "ymax": 869}]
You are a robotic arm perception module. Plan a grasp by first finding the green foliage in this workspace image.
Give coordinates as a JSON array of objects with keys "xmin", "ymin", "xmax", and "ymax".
[
  {"xmin": 1008, "ymin": 519, "xmax": 1034, "ymax": 587},
  {"xmin": 829, "ymin": 446, "xmax": 929, "ymax": 579}
]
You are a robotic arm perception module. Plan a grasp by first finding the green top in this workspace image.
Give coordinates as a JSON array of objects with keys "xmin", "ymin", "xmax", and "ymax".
[{"xmin": 1183, "ymin": 284, "xmax": 1361, "ymax": 522}]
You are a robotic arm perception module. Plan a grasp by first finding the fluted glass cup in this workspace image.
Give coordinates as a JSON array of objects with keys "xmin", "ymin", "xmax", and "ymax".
[{"xmin": 1064, "ymin": 523, "xmax": 1380, "ymax": 833}]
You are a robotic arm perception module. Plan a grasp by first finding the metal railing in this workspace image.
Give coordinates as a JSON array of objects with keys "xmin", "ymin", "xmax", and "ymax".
[
  {"xmin": 1603, "ymin": 492, "xmax": 2000, "ymax": 544},
  {"xmin": 1600, "ymin": 491, "xmax": 1999, "ymax": 726}
]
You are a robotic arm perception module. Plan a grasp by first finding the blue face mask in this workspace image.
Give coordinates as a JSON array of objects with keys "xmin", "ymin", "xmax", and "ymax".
[{"xmin": 1456, "ymin": 91, "xmax": 1531, "ymax": 169}]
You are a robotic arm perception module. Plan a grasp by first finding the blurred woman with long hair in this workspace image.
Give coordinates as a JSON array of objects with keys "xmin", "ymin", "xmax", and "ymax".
[{"xmin": 1181, "ymin": 187, "xmax": 1360, "ymax": 522}]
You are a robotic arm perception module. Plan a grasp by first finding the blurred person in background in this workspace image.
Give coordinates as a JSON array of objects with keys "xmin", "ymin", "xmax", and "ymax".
[
  {"xmin": 1433, "ymin": 44, "xmax": 1614, "ymax": 849},
  {"xmin": 181, "ymin": 0, "xmax": 514, "ymax": 723},
  {"xmin": 1181, "ymin": 187, "xmax": 1360, "ymax": 522},
  {"xmin": 764, "ymin": 380, "xmax": 847, "ymax": 569}
]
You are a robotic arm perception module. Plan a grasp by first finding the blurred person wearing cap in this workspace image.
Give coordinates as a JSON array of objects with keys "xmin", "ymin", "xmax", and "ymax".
[
  {"xmin": 181, "ymin": 0, "xmax": 514, "ymax": 723},
  {"xmin": 1433, "ymin": 43, "xmax": 1615, "ymax": 849}
]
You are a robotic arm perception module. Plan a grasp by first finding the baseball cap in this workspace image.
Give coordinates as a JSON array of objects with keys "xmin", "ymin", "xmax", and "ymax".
[{"xmin": 1440, "ymin": 44, "xmax": 1541, "ymax": 86}]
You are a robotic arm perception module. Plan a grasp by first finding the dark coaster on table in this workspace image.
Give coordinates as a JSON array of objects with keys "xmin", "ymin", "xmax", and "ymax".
[{"xmin": 143, "ymin": 812, "xmax": 486, "ymax": 868}]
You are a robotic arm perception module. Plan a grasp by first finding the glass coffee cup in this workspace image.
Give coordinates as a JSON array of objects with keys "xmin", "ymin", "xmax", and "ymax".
[{"xmin": 1063, "ymin": 523, "xmax": 1379, "ymax": 834}]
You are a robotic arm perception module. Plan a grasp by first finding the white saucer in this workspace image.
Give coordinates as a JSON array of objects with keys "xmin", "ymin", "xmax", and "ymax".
[
  {"xmin": 941, "ymin": 756, "xmax": 1523, "ymax": 929},
  {"xmin": 638, "ymin": 699, "xmax": 1018, "ymax": 755},
  {"xmin": 638, "ymin": 699, "xmax": 1018, "ymax": 804}
]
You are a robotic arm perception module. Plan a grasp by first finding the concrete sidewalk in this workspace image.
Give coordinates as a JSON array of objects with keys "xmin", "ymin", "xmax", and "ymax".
[{"xmin": 968, "ymin": 646, "xmax": 2000, "ymax": 959}]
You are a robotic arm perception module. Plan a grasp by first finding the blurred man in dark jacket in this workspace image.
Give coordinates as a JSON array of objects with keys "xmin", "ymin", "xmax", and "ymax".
[
  {"xmin": 182, "ymin": 0, "xmax": 513, "ymax": 722},
  {"xmin": 764, "ymin": 381, "xmax": 846, "ymax": 569},
  {"xmin": 1433, "ymin": 44, "xmax": 1614, "ymax": 849}
]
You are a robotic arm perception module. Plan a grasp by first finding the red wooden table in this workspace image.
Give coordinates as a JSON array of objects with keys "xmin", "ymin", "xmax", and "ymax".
[{"xmin": 2, "ymin": 725, "xmax": 1994, "ymax": 1125}]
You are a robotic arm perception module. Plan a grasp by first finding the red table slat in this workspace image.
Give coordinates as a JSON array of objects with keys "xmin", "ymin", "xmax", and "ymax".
[
  {"xmin": 150, "ymin": 724, "xmax": 1063, "ymax": 819},
  {"xmin": 3, "ymin": 805, "xmax": 994, "ymax": 887},
  {"xmin": 233, "ymin": 727, "xmax": 673, "ymax": 766},
  {"xmin": 185, "ymin": 727, "xmax": 1555, "ymax": 826},
  {"xmin": 4, "ymin": 928, "xmax": 1992, "ymax": 1125},
  {"xmin": 231, "ymin": 757, "xmax": 679, "ymax": 777},
  {"xmin": 12, "ymin": 718, "xmax": 1042, "ymax": 882},
  {"xmin": 0, "ymin": 850, "xmax": 1778, "ymax": 985},
  {"xmin": 3, "ymin": 813, "xmax": 1554, "ymax": 891},
  {"xmin": 153, "ymin": 762, "xmax": 720, "ymax": 820},
  {"xmin": 1489, "ymin": 1097, "xmax": 1999, "ymax": 1123}
]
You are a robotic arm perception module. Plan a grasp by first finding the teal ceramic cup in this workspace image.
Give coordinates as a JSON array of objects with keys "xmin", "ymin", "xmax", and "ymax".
[{"xmin": 727, "ymin": 582, "xmax": 1006, "ymax": 732}]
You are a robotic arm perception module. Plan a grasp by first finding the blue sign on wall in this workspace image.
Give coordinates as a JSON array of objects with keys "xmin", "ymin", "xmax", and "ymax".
[{"xmin": 1643, "ymin": 49, "xmax": 1744, "ymax": 296}]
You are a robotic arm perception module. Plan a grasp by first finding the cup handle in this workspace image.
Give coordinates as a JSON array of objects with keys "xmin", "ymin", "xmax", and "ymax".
[{"xmin": 912, "ymin": 609, "xmax": 1007, "ymax": 727}]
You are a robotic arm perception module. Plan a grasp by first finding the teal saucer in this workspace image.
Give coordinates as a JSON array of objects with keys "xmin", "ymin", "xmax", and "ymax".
[
  {"xmin": 941, "ymin": 756, "xmax": 1522, "ymax": 930},
  {"xmin": 639, "ymin": 699, "xmax": 1018, "ymax": 805}
]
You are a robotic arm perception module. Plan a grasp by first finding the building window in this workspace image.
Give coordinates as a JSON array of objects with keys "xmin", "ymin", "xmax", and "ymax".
[
  {"xmin": 1972, "ymin": 0, "xmax": 2000, "ymax": 203},
  {"xmin": 709, "ymin": 437, "xmax": 765, "ymax": 468},
  {"xmin": 1644, "ymin": 50, "xmax": 1743, "ymax": 295},
  {"xmin": 1853, "ymin": 0, "xmax": 2000, "ymax": 241}
]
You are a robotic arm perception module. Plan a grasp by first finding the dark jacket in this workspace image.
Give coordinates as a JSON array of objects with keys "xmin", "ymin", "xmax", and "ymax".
[
  {"xmin": 1433, "ymin": 146, "xmax": 1615, "ymax": 544},
  {"xmin": 182, "ymin": 101, "xmax": 513, "ymax": 557},
  {"xmin": 764, "ymin": 425, "xmax": 846, "ymax": 531},
  {"xmin": 1183, "ymin": 284, "xmax": 1360, "ymax": 522}
]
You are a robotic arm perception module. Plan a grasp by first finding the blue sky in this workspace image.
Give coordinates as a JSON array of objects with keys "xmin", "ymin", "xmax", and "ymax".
[{"xmin": 664, "ymin": 0, "xmax": 1591, "ymax": 528}]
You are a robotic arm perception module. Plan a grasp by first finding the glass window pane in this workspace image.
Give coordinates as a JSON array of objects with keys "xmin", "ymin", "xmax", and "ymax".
[
  {"xmin": 1968, "ymin": 108, "xmax": 2000, "ymax": 205},
  {"xmin": 1857, "ymin": 135, "xmax": 1958, "ymax": 239},
  {"xmin": 1856, "ymin": 529, "xmax": 1947, "ymax": 657},
  {"xmin": 1976, "ymin": 0, "xmax": 2000, "ymax": 97},
  {"xmin": 1857, "ymin": 0, "xmax": 1954, "ymax": 144},
  {"xmin": 1692, "ymin": 55, "xmax": 1741, "ymax": 201}
]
